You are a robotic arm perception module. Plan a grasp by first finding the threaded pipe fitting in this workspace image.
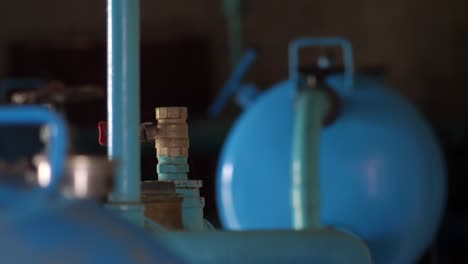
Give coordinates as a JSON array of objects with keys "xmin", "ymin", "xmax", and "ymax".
[{"xmin": 155, "ymin": 107, "xmax": 189, "ymax": 157}]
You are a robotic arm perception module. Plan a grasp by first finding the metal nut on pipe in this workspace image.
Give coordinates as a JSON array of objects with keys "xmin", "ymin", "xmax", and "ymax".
[
  {"xmin": 155, "ymin": 107, "xmax": 190, "ymax": 158},
  {"xmin": 157, "ymin": 148, "xmax": 189, "ymax": 157},
  {"xmin": 156, "ymin": 107, "xmax": 187, "ymax": 120}
]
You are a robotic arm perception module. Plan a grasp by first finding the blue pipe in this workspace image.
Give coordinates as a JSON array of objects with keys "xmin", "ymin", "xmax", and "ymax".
[
  {"xmin": 223, "ymin": 0, "xmax": 244, "ymax": 68},
  {"xmin": 0, "ymin": 106, "xmax": 68, "ymax": 193},
  {"xmin": 107, "ymin": 0, "xmax": 141, "ymax": 203},
  {"xmin": 209, "ymin": 49, "xmax": 257, "ymax": 118},
  {"xmin": 159, "ymin": 229, "xmax": 372, "ymax": 263},
  {"xmin": 291, "ymin": 89, "xmax": 327, "ymax": 229},
  {"xmin": 290, "ymin": 38, "xmax": 347, "ymax": 229},
  {"xmin": 288, "ymin": 38, "xmax": 354, "ymax": 94}
]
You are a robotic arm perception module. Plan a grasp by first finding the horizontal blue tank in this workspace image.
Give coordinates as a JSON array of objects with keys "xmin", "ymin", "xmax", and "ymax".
[
  {"xmin": 0, "ymin": 185, "xmax": 182, "ymax": 264},
  {"xmin": 0, "ymin": 106, "xmax": 181, "ymax": 264},
  {"xmin": 217, "ymin": 68, "xmax": 446, "ymax": 262}
]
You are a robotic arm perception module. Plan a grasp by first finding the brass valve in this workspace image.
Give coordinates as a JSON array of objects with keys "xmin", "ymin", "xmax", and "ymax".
[
  {"xmin": 100, "ymin": 107, "xmax": 189, "ymax": 155},
  {"xmin": 154, "ymin": 107, "xmax": 189, "ymax": 157}
]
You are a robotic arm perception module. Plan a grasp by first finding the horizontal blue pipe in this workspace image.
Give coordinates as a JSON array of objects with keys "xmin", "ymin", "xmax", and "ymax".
[
  {"xmin": 0, "ymin": 106, "xmax": 68, "ymax": 193},
  {"xmin": 159, "ymin": 229, "xmax": 371, "ymax": 264}
]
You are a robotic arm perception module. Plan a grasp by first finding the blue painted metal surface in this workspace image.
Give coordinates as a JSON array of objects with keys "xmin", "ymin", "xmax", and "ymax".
[
  {"xmin": 0, "ymin": 80, "xmax": 46, "ymax": 162},
  {"xmin": 0, "ymin": 106, "xmax": 68, "ymax": 193},
  {"xmin": 0, "ymin": 127, "xmax": 41, "ymax": 162},
  {"xmin": 209, "ymin": 38, "xmax": 353, "ymax": 117},
  {"xmin": 160, "ymin": 229, "xmax": 371, "ymax": 264},
  {"xmin": 0, "ymin": 108, "xmax": 180, "ymax": 263},
  {"xmin": 234, "ymin": 83, "xmax": 261, "ymax": 109},
  {"xmin": 292, "ymin": 88, "xmax": 327, "ymax": 229},
  {"xmin": 209, "ymin": 49, "xmax": 257, "ymax": 118},
  {"xmin": 107, "ymin": 0, "xmax": 143, "ymax": 223},
  {"xmin": 107, "ymin": 0, "xmax": 141, "ymax": 202},
  {"xmin": 157, "ymin": 156, "xmax": 207, "ymax": 230},
  {"xmin": 0, "ymin": 189, "xmax": 182, "ymax": 263},
  {"xmin": 289, "ymin": 38, "xmax": 354, "ymax": 94},
  {"xmin": 0, "ymin": 108, "xmax": 175, "ymax": 263},
  {"xmin": 217, "ymin": 38, "xmax": 446, "ymax": 263}
]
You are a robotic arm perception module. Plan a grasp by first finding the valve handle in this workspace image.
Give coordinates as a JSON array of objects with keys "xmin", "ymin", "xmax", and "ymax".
[
  {"xmin": 98, "ymin": 121, "xmax": 157, "ymax": 146},
  {"xmin": 98, "ymin": 121, "xmax": 108, "ymax": 146}
]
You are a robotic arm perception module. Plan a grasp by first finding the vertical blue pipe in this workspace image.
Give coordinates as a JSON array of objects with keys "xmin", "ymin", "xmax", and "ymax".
[
  {"xmin": 289, "ymin": 38, "xmax": 351, "ymax": 229},
  {"xmin": 107, "ymin": 0, "xmax": 141, "ymax": 203},
  {"xmin": 223, "ymin": 0, "xmax": 243, "ymax": 68},
  {"xmin": 292, "ymin": 89, "xmax": 325, "ymax": 229}
]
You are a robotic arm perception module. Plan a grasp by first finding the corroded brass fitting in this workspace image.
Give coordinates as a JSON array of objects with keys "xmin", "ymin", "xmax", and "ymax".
[
  {"xmin": 154, "ymin": 107, "xmax": 189, "ymax": 157},
  {"xmin": 141, "ymin": 181, "xmax": 184, "ymax": 230}
]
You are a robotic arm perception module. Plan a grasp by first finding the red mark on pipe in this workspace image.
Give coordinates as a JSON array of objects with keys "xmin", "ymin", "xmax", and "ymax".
[{"xmin": 98, "ymin": 121, "xmax": 108, "ymax": 146}]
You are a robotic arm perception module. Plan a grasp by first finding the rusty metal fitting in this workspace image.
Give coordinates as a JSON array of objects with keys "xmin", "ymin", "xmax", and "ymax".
[
  {"xmin": 33, "ymin": 154, "xmax": 115, "ymax": 200},
  {"xmin": 141, "ymin": 180, "xmax": 184, "ymax": 230}
]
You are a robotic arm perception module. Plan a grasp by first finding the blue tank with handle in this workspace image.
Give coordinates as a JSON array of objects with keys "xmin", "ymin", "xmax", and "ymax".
[
  {"xmin": 216, "ymin": 38, "xmax": 446, "ymax": 264},
  {"xmin": 0, "ymin": 80, "xmax": 46, "ymax": 162},
  {"xmin": 0, "ymin": 106, "xmax": 182, "ymax": 264}
]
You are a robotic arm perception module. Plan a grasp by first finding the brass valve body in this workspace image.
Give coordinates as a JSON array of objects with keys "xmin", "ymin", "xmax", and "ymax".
[{"xmin": 155, "ymin": 107, "xmax": 189, "ymax": 157}]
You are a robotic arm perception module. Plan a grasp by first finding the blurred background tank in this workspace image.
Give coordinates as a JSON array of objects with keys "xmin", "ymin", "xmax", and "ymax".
[{"xmin": 216, "ymin": 38, "xmax": 446, "ymax": 264}]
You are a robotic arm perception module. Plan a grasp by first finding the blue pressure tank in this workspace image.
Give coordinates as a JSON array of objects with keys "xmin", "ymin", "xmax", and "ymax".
[
  {"xmin": 0, "ymin": 185, "xmax": 182, "ymax": 264},
  {"xmin": 216, "ymin": 39, "xmax": 446, "ymax": 264}
]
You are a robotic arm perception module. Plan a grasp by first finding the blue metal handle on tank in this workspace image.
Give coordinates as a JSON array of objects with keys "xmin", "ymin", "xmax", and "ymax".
[
  {"xmin": 0, "ymin": 106, "xmax": 68, "ymax": 193},
  {"xmin": 209, "ymin": 38, "xmax": 354, "ymax": 118},
  {"xmin": 288, "ymin": 37, "xmax": 354, "ymax": 94}
]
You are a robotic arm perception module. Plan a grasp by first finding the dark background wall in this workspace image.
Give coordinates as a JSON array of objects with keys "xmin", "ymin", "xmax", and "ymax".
[
  {"xmin": 0, "ymin": 0, "xmax": 467, "ymax": 125},
  {"xmin": 0, "ymin": 1, "xmax": 467, "ymax": 262}
]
